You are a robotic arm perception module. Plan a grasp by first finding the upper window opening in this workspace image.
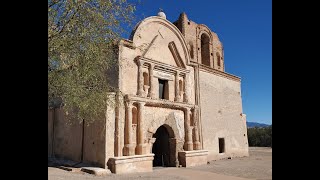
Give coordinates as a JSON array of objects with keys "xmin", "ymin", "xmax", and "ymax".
[
  {"xmin": 216, "ymin": 53, "xmax": 221, "ymax": 67},
  {"xmin": 158, "ymin": 79, "xmax": 169, "ymax": 100},
  {"xmin": 201, "ymin": 34, "xmax": 210, "ymax": 66}
]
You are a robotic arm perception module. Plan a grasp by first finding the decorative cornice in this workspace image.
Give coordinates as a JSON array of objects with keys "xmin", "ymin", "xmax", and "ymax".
[
  {"xmin": 168, "ymin": 41, "xmax": 186, "ymax": 68},
  {"xmin": 199, "ymin": 64, "xmax": 241, "ymax": 82},
  {"xmin": 124, "ymin": 94, "xmax": 197, "ymax": 110},
  {"xmin": 139, "ymin": 56, "xmax": 190, "ymax": 75},
  {"xmin": 119, "ymin": 39, "xmax": 136, "ymax": 49}
]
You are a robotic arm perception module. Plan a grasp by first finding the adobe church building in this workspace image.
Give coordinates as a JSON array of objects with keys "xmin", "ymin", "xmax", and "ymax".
[{"xmin": 48, "ymin": 11, "xmax": 249, "ymax": 174}]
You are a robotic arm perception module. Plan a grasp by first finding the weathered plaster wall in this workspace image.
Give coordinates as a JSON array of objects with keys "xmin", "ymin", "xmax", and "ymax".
[
  {"xmin": 49, "ymin": 107, "xmax": 109, "ymax": 167},
  {"xmin": 106, "ymin": 93, "xmax": 116, "ymax": 162},
  {"xmin": 82, "ymin": 118, "xmax": 106, "ymax": 167},
  {"xmin": 199, "ymin": 70, "xmax": 248, "ymax": 160},
  {"xmin": 52, "ymin": 108, "xmax": 83, "ymax": 162},
  {"xmin": 118, "ymin": 43, "xmax": 138, "ymax": 96},
  {"xmin": 48, "ymin": 108, "xmax": 54, "ymax": 157}
]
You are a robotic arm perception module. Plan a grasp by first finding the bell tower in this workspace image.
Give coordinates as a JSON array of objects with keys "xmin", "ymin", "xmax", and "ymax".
[{"xmin": 173, "ymin": 13, "xmax": 225, "ymax": 71}]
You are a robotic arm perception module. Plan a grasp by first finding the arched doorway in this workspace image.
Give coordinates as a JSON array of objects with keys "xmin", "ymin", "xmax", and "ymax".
[{"xmin": 152, "ymin": 125, "xmax": 175, "ymax": 167}]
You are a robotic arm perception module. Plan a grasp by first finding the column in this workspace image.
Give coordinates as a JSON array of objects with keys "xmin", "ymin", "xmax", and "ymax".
[
  {"xmin": 136, "ymin": 102, "xmax": 147, "ymax": 155},
  {"xmin": 183, "ymin": 74, "xmax": 189, "ymax": 103},
  {"xmin": 148, "ymin": 64, "xmax": 155, "ymax": 98},
  {"xmin": 174, "ymin": 70, "xmax": 180, "ymax": 102},
  {"xmin": 137, "ymin": 60, "xmax": 144, "ymax": 96},
  {"xmin": 192, "ymin": 107, "xmax": 201, "ymax": 150},
  {"xmin": 123, "ymin": 101, "xmax": 135, "ymax": 156},
  {"xmin": 184, "ymin": 107, "xmax": 193, "ymax": 151}
]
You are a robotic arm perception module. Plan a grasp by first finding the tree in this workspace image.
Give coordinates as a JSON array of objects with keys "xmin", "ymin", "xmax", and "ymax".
[{"xmin": 48, "ymin": 0, "xmax": 136, "ymax": 124}]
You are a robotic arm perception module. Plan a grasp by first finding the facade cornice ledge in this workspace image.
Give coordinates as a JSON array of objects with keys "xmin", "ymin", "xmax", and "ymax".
[
  {"xmin": 119, "ymin": 39, "xmax": 136, "ymax": 49},
  {"xmin": 139, "ymin": 56, "xmax": 190, "ymax": 74},
  {"xmin": 124, "ymin": 94, "xmax": 197, "ymax": 110},
  {"xmin": 199, "ymin": 64, "xmax": 241, "ymax": 82}
]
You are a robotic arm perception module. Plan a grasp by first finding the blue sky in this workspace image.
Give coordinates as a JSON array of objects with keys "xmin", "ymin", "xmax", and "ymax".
[{"xmin": 124, "ymin": 0, "xmax": 272, "ymax": 125}]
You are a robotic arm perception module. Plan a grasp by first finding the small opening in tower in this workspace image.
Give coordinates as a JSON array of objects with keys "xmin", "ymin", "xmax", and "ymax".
[
  {"xmin": 189, "ymin": 43, "xmax": 194, "ymax": 59},
  {"xmin": 216, "ymin": 52, "xmax": 221, "ymax": 67},
  {"xmin": 188, "ymin": 21, "xmax": 190, "ymax": 25}
]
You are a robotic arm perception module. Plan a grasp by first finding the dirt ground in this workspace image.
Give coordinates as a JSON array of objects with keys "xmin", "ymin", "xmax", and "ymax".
[
  {"xmin": 48, "ymin": 147, "xmax": 272, "ymax": 180},
  {"xmin": 190, "ymin": 147, "xmax": 272, "ymax": 180}
]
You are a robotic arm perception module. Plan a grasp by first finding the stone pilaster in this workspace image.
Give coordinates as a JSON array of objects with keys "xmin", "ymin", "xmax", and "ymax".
[
  {"xmin": 184, "ymin": 107, "xmax": 193, "ymax": 151},
  {"xmin": 183, "ymin": 74, "xmax": 189, "ymax": 103},
  {"xmin": 174, "ymin": 70, "xmax": 181, "ymax": 102},
  {"xmin": 136, "ymin": 102, "xmax": 147, "ymax": 155},
  {"xmin": 148, "ymin": 63, "xmax": 155, "ymax": 98},
  {"xmin": 137, "ymin": 60, "xmax": 144, "ymax": 96},
  {"xmin": 123, "ymin": 101, "xmax": 135, "ymax": 156},
  {"xmin": 192, "ymin": 107, "xmax": 201, "ymax": 150}
]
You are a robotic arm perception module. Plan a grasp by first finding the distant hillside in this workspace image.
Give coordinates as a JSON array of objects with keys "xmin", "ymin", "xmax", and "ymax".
[{"xmin": 247, "ymin": 122, "xmax": 270, "ymax": 128}]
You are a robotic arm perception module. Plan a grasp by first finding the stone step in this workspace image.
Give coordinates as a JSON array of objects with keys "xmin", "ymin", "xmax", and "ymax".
[{"xmin": 81, "ymin": 167, "xmax": 111, "ymax": 176}]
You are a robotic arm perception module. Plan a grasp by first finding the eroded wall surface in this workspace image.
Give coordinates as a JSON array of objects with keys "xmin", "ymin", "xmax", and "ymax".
[{"xmin": 199, "ymin": 70, "xmax": 248, "ymax": 160}]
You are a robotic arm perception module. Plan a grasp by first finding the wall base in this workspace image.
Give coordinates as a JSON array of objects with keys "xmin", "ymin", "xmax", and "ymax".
[
  {"xmin": 178, "ymin": 150, "xmax": 209, "ymax": 167},
  {"xmin": 107, "ymin": 154, "xmax": 154, "ymax": 174}
]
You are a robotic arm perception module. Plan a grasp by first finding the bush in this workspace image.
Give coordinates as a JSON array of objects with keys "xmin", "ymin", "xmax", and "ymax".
[{"xmin": 247, "ymin": 125, "xmax": 272, "ymax": 147}]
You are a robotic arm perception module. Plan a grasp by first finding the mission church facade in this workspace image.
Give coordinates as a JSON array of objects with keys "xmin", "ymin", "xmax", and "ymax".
[{"xmin": 48, "ymin": 11, "xmax": 249, "ymax": 174}]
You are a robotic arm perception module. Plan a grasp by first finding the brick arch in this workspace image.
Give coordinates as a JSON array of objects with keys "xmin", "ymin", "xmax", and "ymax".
[{"xmin": 197, "ymin": 24, "xmax": 214, "ymax": 41}]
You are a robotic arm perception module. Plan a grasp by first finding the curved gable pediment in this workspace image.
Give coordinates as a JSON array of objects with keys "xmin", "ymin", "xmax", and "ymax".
[{"xmin": 130, "ymin": 16, "xmax": 190, "ymax": 69}]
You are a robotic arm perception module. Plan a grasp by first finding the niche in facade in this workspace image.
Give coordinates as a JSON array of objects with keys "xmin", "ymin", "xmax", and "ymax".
[{"xmin": 143, "ymin": 72, "xmax": 150, "ymax": 94}]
